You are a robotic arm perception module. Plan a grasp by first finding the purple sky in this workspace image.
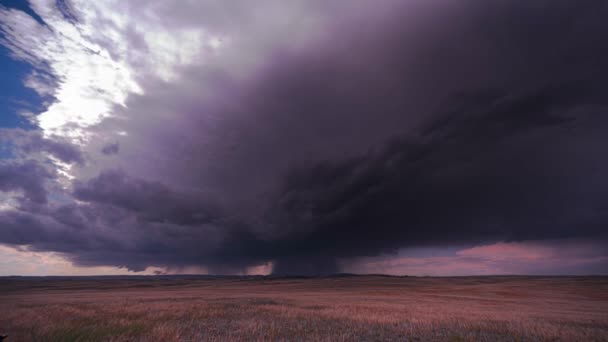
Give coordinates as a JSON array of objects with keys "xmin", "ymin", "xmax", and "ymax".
[{"xmin": 0, "ymin": 0, "xmax": 607, "ymax": 276}]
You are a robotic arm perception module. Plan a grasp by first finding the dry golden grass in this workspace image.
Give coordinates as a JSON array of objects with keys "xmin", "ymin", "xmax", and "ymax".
[{"xmin": 1, "ymin": 276, "xmax": 607, "ymax": 341}]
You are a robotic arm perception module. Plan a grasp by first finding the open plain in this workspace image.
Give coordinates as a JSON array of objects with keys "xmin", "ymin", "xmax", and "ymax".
[{"xmin": 0, "ymin": 275, "xmax": 607, "ymax": 341}]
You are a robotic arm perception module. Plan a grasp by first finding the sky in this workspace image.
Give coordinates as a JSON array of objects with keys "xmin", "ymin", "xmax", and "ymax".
[{"xmin": 0, "ymin": 0, "xmax": 607, "ymax": 276}]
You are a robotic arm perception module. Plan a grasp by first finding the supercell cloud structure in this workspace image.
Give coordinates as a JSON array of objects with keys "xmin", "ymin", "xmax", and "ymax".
[{"xmin": 0, "ymin": 0, "xmax": 607, "ymax": 275}]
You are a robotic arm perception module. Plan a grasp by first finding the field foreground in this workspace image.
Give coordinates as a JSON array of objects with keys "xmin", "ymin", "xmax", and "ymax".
[{"xmin": 0, "ymin": 275, "xmax": 607, "ymax": 341}]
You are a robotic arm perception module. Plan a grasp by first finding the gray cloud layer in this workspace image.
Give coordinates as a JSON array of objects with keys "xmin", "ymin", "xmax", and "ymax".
[{"xmin": 1, "ymin": 0, "xmax": 608, "ymax": 274}]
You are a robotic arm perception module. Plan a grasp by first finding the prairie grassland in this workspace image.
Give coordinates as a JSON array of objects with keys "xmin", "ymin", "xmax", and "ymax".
[{"xmin": 0, "ymin": 276, "xmax": 607, "ymax": 341}]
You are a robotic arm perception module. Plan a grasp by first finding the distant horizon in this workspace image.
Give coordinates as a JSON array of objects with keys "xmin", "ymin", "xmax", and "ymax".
[{"xmin": 2, "ymin": 271, "xmax": 608, "ymax": 278}]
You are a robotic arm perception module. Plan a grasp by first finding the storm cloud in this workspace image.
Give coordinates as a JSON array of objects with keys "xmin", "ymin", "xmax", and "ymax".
[
  {"xmin": 0, "ymin": 128, "xmax": 83, "ymax": 165},
  {"xmin": 0, "ymin": 160, "xmax": 52, "ymax": 205},
  {"xmin": 1, "ymin": 0, "xmax": 608, "ymax": 275}
]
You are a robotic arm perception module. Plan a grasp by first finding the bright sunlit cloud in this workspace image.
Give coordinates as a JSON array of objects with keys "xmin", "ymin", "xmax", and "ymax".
[{"xmin": 0, "ymin": 0, "xmax": 230, "ymax": 143}]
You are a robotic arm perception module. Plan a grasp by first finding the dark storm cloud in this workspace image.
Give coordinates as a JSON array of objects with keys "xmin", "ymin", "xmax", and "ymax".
[
  {"xmin": 274, "ymin": 86, "xmax": 608, "ymax": 259},
  {"xmin": 73, "ymin": 170, "xmax": 220, "ymax": 225},
  {"xmin": 221, "ymin": 0, "xmax": 608, "ymax": 272},
  {"xmin": 101, "ymin": 142, "xmax": 119, "ymax": 155},
  {"xmin": 0, "ymin": 160, "xmax": 52, "ymax": 204},
  {"xmin": 2, "ymin": 0, "xmax": 608, "ymax": 275}
]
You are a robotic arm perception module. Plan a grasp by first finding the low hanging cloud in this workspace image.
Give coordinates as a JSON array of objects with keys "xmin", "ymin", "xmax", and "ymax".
[{"xmin": 0, "ymin": 0, "xmax": 608, "ymax": 275}]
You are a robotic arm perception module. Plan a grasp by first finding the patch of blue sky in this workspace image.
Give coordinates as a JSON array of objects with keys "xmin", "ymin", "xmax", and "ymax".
[
  {"xmin": 0, "ymin": 0, "xmax": 47, "ymax": 131},
  {"xmin": 0, "ymin": 45, "xmax": 44, "ymax": 130},
  {"xmin": 0, "ymin": 0, "xmax": 45, "ymax": 26}
]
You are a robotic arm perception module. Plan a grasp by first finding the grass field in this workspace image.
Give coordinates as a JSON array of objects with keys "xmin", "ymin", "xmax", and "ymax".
[{"xmin": 1, "ymin": 275, "xmax": 607, "ymax": 341}]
